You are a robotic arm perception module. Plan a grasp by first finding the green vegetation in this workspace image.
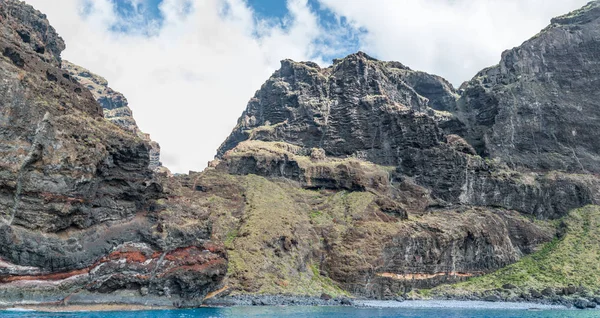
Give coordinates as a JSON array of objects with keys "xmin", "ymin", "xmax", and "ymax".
[
  {"xmin": 224, "ymin": 229, "xmax": 238, "ymax": 248},
  {"xmin": 434, "ymin": 205, "xmax": 600, "ymax": 295},
  {"xmin": 224, "ymin": 174, "xmax": 349, "ymax": 296}
]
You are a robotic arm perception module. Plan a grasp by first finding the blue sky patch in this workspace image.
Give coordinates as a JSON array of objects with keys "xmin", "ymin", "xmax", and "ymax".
[
  {"xmin": 100, "ymin": 0, "xmax": 362, "ymax": 61},
  {"xmin": 109, "ymin": 0, "xmax": 165, "ymax": 35},
  {"xmin": 247, "ymin": 0, "xmax": 288, "ymax": 20}
]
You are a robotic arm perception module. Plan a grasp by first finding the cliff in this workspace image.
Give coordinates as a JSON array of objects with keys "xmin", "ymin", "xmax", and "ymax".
[
  {"xmin": 0, "ymin": 0, "xmax": 225, "ymax": 308},
  {"xmin": 2, "ymin": 0, "xmax": 600, "ymax": 309},
  {"xmin": 208, "ymin": 0, "xmax": 600, "ymax": 302},
  {"xmin": 458, "ymin": 1, "xmax": 600, "ymax": 173},
  {"xmin": 62, "ymin": 61, "xmax": 162, "ymax": 171}
]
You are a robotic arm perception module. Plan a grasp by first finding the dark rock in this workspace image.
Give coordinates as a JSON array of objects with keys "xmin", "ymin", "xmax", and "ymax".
[
  {"xmin": 0, "ymin": 0, "xmax": 226, "ymax": 306},
  {"xmin": 62, "ymin": 61, "xmax": 162, "ymax": 171},
  {"xmin": 458, "ymin": 0, "xmax": 600, "ymax": 173},
  {"xmin": 541, "ymin": 287, "xmax": 555, "ymax": 297},
  {"xmin": 502, "ymin": 283, "xmax": 517, "ymax": 290},
  {"xmin": 574, "ymin": 298, "xmax": 590, "ymax": 309},
  {"xmin": 565, "ymin": 285, "xmax": 578, "ymax": 295},
  {"xmin": 587, "ymin": 301, "xmax": 597, "ymax": 309},
  {"xmin": 530, "ymin": 289, "xmax": 542, "ymax": 298},
  {"xmin": 340, "ymin": 298, "xmax": 353, "ymax": 306},
  {"xmin": 484, "ymin": 295, "xmax": 501, "ymax": 302},
  {"xmin": 217, "ymin": 44, "xmax": 600, "ymax": 221},
  {"xmin": 4, "ymin": 0, "xmax": 600, "ymax": 308}
]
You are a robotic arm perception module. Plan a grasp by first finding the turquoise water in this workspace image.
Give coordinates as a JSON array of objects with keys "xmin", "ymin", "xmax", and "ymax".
[{"xmin": 1, "ymin": 307, "xmax": 599, "ymax": 318}]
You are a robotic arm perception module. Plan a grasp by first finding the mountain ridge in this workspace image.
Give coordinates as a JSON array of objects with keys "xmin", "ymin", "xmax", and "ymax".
[{"xmin": 2, "ymin": 0, "xmax": 600, "ymax": 309}]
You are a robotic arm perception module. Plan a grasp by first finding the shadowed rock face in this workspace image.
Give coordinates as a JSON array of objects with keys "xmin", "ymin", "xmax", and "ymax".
[
  {"xmin": 3, "ymin": 0, "xmax": 600, "ymax": 306},
  {"xmin": 207, "ymin": 0, "xmax": 600, "ymax": 299},
  {"xmin": 0, "ymin": 0, "xmax": 225, "ymax": 307},
  {"xmin": 458, "ymin": 1, "xmax": 600, "ymax": 173},
  {"xmin": 217, "ymin": 52, "xmax": 458, "ymax": 165},
  {"xmin": 62, "ymin": 61, "xmax": 163, "ymax": 171}
]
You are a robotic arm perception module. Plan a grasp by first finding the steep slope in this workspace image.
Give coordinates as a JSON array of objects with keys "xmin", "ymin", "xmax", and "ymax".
[
  {"xmin": 217, "ymin": 52, "xmax": 600, "ymax": 220},
  {"xmin": 0, "ymin": 0, "xmax": 225, "ymax": 307},
  {"xmin": 180, "ymin": 167, "xmax": 554, "ymax": 299},
  {"xmin": 62, "ymin": 61, "xmax": 162, "ymax": 170},
  {"xmin": 216, "ymin": 52, "xmax": 459, "ymax": 165},
  {"xmin": 432, "ymin": 206, "xmax": 600, "ymax": 306},
  {"xmin": 458, "ymin": 1, "xmax": 600, "ymax": 173},
  {"xmin": 3, "ymin": 0, "xmax": 600, "ymax": 309},
  {"xmin": 208, "ymin": 0, "xmax": 600, "ymax": 302}
]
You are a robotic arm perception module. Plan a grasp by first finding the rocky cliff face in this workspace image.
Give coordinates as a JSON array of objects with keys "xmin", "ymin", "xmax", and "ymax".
[
  {"xmin": 216, "ymin": 50, "xmax": 600, "ymax": 220},
  {"xmin": 62, "ymin": 61, "xmax": 162, "ymax": 171},
  {"xmin": 0, "ymin": 0, "xmax": 224, "ymax": 307},
  {"xmin": 458, "ymin": 1, "xmax": 600, "ymax": 173},
  {"xmin": 3, "ymin": 0, "xmax": 600, "ymax": 308},
  {"xmin": 208, "ymin": 0, "xmax": 600, "ymax": 300}
]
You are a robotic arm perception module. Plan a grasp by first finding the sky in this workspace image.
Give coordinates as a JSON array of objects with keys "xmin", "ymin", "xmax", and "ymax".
[{"xmin": 23, "ymin": 0, "xmax": 590, "ymax": 173}]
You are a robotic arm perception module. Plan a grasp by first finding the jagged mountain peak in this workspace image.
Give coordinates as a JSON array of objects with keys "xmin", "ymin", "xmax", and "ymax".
[
  {"xmin": 217, "ymin": 51, "xmax": 459, "ymax": 158},
  {"xmin": 0, "ymin": 0, "xmax": 65, "ymax": 67},
  {"xmin": 551, "ymin": 0, "xmax": 600, "ymax": 25},
  {"xmin": 458, "ymin": 0, "xmax": 600, "ymax": 173}
]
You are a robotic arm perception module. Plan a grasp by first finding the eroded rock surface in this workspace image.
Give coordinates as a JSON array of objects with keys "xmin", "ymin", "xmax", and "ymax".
[
  {"xmin": 208, "ymin": 0, "xmax": 600, "ymax": 300},
  {"xmin": 3, "ymin": 0, "xmax": 600, "ymax": 307},
  {"xmin": 62, "ymin": 61, "xmax": 162, "ymax": 171},
  {"xmin": 0, "ymin": 0, "xmax": 224, "ymax": 307},
  {"xmin": 458, "ymin": 1, "xmax": 600, "ymax": 173}
]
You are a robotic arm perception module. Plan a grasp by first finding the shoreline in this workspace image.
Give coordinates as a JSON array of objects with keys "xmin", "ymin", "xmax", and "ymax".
[
  {"xmin": 0, "ymin": 304, "xmax": 173, "ymax": 312},
  {"xmin": 0, "ymin": 298, "xmax": 589, "ymax": 313}
]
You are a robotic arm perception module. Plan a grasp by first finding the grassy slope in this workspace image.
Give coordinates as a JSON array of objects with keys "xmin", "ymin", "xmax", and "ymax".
[
  {"xmin": 434, "ymin": 205, "xmax": 600, "ymax": 296},
  {"xmin": 222, "ymin": 174, "xmax": 349, "ymax": 296}
]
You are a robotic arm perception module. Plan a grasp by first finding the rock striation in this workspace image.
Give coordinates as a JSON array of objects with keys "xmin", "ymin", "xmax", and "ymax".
[
  {"xmin": 209, "ymin": 0, "xmax": 600, "ymax": 300},
  {"xmin": 0, "ymin": 0, "xmax": 224, "ymax": 307},
  {"xmin": 3, "ymin": 0, "xmax": 600, "ymax": 308},
  {"xmin": 457, "ymin": 1, "xmax": 600, "ymax": 173},
  {"xmin": 216, "ymin": 50, "xmax": 600, "ymax": 220},
  {"xmin": 62, "ymin": 61, "xmax": 162, "ymax": 171}
]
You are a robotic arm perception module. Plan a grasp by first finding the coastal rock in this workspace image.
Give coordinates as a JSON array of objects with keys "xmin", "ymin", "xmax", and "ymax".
[
  {"xmin": 62, "ymin": 61, "xmax": 162, "ymax": 171},
  {"xmin": 0, "ymin": 0, "xmax": 225, "ymax": 307},
  {"xmin": 574, "ymin": 298, "xmax": 590, "ymax": 309},
  {"xmin": 217, "ymin": 50, "xmax": 600, "ymax": 220},
  {"xmin": 484, "ymin": 295, "xmax": 501, "ymax": 302},
  {"xmin": 458, "ymin": 1, "xmax": 600, "ymax": 173},
  {"xmin": 207, "ymin": 0, "xmax": 600, "ymax": 299},
  {"xmin": 4, "ymin": 0, "xmax": 600, "ymax": 308}
]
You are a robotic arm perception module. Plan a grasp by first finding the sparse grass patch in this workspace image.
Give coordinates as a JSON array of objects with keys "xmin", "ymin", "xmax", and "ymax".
[{"xmin": 434, "ymin": 205, "xmax": 600, "ymax": 295}]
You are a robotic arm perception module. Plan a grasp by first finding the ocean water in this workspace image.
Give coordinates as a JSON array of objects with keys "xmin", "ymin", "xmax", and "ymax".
[{"xmin": 1, "ymin": 306, "xmax": 599, "ymax": 318}]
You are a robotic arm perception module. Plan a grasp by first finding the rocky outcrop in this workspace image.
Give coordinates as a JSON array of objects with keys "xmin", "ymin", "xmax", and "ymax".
[
  {"xmin": 217, "ymin": 50, "xmax": 600, "ymax": 220},
  {"xmin": 176, "ymin": 169, "xmax": 554, "ymax": 300},
  {"xmin": 62, "ymin": 61, "xmax": 162, "ymax": 171},
  {"xmin": 457, "ymin": 1, "xmax": 600, "ymax": 173},
  {"xmin": 217, "ymin": 52, "xmax": 457, "ymax": 165},
  {"xmin": 3, "ymin": 0, "xmax": 600, "ymax": 308},
  {"xmin": 0, "ymin": 0, "xmax": 224, "ymax": 307},
  {"xmin": 209, "ymin": 0, "xmax": 600, "ymax": 300}
]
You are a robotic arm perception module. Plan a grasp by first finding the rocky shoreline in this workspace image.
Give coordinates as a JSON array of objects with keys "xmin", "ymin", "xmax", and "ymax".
[
  {"xmin": 2, "ymin": 296, "xmax": 598, "ymax": 312},
  {"xmin": 203, "ymin": 293, "xmax": 600, "ymax": 310}
]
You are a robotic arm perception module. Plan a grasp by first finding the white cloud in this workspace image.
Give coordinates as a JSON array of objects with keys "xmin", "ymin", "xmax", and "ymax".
[
  {"xmin": 23, "ymin": 0, "xmax": 326, "ymax": 173},
  {"xmin": 318, "ymin": 0, "xmax": 590, "ymax": 86},
  {"xmin": 21, "ymin": 0, "xmax": 593, "ymax": 173}
]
